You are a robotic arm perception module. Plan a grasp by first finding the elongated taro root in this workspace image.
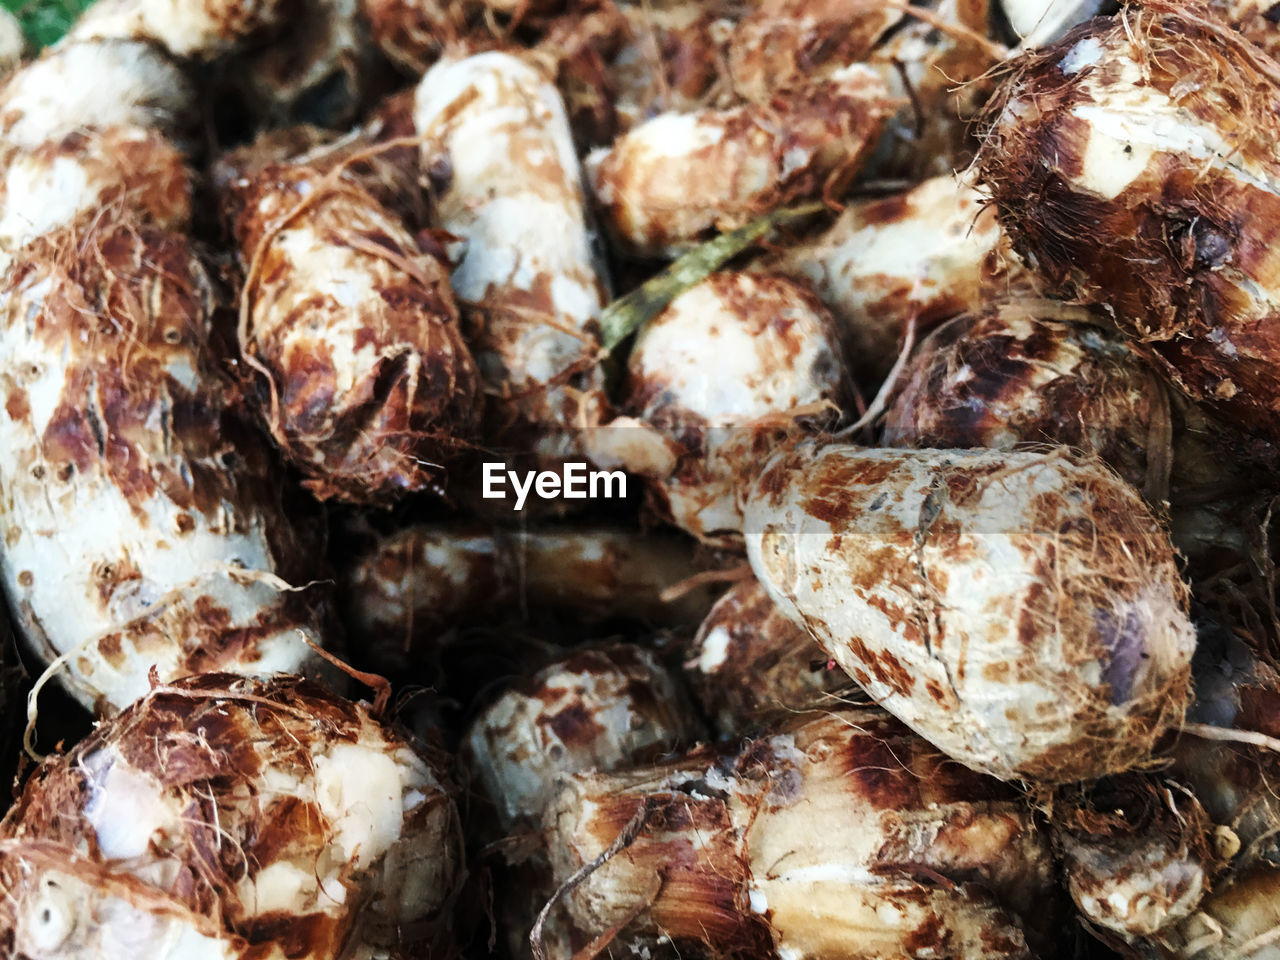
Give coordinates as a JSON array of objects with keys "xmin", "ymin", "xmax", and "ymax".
[
  {"xmin": 341, "ymin": 524, "xmax": 720, "ymax": 676},
  {"xmin": 0, "ymin": 674, "xmax": 463, "ymax": 959},
  {"xmin": 766, "ymin": 175, "xmax": 1018, "ymax": 384},
  {"xmin": 727, "ymin": 0, "xmax": 902, "ymax": 101},
  {"xmin": 587, "ymin": 66, "xmax": 893, "ymax": 258},
  {"xmin": 226, "ymin": 143, "xmax": 482, "ymax": 502},
  {"xmin": 586, "ymin": 270, "xmax": 850, "ymax": 545},
  {"xmin": 546, "ymin": 709, "xmax": 1060, "ymax": 960},
  {"xmin": 743, "ymin": 442, "xmax": 1196, "ymax": 782},
  {"xmin": 687, "ymin": 576, "xmax": 857, "ymax": 736},
  {"xmin": 0, "ymin": 222, "xmax": 331, "ymax": 712},
  {"xmin": 977, "ymin": 4, "xmax": 1280, "ymax": 435},
  {"xmin": 415, "ymin": 51, "xmax": 609, "ymax": 451},
  {"xmin": 1055, "ymin": 775, "xmax": 1221, "ymax": 947},
  {"xmin": 466, "ymin": 644, "xmax": 702, "ymax": 830}
]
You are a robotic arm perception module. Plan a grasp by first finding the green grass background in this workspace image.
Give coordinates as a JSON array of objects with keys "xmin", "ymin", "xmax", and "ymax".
[{"xmin": 2, "ymin": 0, "xmax": 97, "ymax": 49}]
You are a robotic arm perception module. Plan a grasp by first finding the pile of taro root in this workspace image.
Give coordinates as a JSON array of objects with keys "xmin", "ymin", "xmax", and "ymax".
[{"xmin": 4, "ymin": 0, "xmax": 1280, "ymax": 957}]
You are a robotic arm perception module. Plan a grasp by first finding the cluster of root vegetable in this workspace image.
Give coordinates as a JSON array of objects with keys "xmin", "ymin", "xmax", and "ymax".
[{"xmin": 1, "ymin": 0, "xmax": 1280, "ymax": 958}]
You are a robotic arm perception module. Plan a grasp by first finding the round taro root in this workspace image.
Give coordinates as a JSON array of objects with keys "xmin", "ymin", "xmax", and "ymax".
[
  {"xmin": 0, "ymin": 674, "xmax": 464, "ymax": 960},
  {"xmin": 586, "ymin": 65, "xmax": 893, "ymax": 258},
  {"xmin": 766, "ymin": 175, "xmax": 1017, "ymax": 385},
  {"xmin": 883, "ymin": 302, "xmax": 1170, "ymax": 498},
  {"xmin": 976, "ymin": 4, "xmax": 1280, "ymax": 437},
  {"xmin": 229, "ymin": 156, "xmax": 482, "ymax": 502},
  {"xmin": 743, "ymin": 441, "xmax": 1196, "ymax": 783},
  {"xmin": 464, "ymin": 644, "xmax": 702, "ymax": 830},
  {"xmin": 586, "ymin": 270, "xmax": 850, "ymax": 545},
  {"xmin": 0, "ymin": 223, "xmax": 331, "ymax": 712},
  {"xmin": 1054, "ymin": 775, "xmax": 1221, "ymax": 946}
]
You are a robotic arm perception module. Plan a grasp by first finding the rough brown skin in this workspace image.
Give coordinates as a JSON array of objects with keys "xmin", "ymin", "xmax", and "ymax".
[
  {"xmin": 226, "ymin": 152, "xmax": 482, "ymax": 503},
  {"xmin": 0, "ymin": 674, "xmax": 464, "ymax": 960},
  {"xmin": 362, "ymin": 0, "xmax": 465, "ymax": 73},
  {"xmin": 0, "ymin": 126, "xmax": 191, "ymax": 261},
  {"xmin": 0, "ymin": 221, "xmax": 334, "ymax": 711},
  {"xmin": 884, "ymin": 302, "xmax": 1172, "ymax": 498},
  {"xmin": 546, "ymin": 709, "xmax": 1062, "ymax": 960},
  {"xmin": 976, "ymin": 3, "xmax": 1280, "ymax": 438},
  {"xmin": 881, "ymin": 301, "xmax": 1280, "ymax": 580},
  {"xmin": 686, "ymin": 577, "xmax": 859, "ymax": 736},
  {"xmin": 339, "ymin": 524, "xmax": 721, "ymax": 677},
  {"xmin": 1214, "ymin": 0, "xmax": 1280, "ymax": 58},
  {"xmin": 1054, "ymin": 774, "xmax": 1221, "ymax": 947},
  {"xmin": 727, "ymin": 0, "xmax": 902, "ymax": 101},
  {"xmin": 587, "ymin": 67, "xmax": 894, "ymax": 256}
]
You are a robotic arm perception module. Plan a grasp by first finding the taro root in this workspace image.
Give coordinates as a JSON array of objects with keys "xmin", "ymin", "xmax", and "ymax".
[
  {"xmin": 865, "ymin": 0, "xmax": 1002, "ymax": 180},
  {"xmin": 414, "ymin": 51, "xmax": 610, "ymax": 457},
  {"xmin": 0, "ymin": 222, "xmax": 331, "ymax": 713},
  {"xmin": 586, "ymin": 270, "xmax": 850, "ymax": 545},
  {"xmin": 64, "ymin": 0, "xmax": 287, "ymax": 58},
  {"xmin": 883, "ymin": 302, "xmax": 1169, "ymax": 496},
  {"xmin": 0, "ymin": 125, "xmax": 190, "ymax": 274},
  {"xmin": 0, "ymin": 674, "xmax": 463, "ymax": 959},
  {"xmin": 686, "ymin": 576, "xmax": 858, "ymax": 736},
  {"xmin": 882, "ymin": 301, "xmax": 1275, "ymax": 573},
  {"xmin": 0, "ymin": 39, "xmax": 192, "ymax": 156},
  {"xmin": 606, "ymin": 0, "xmax": 733, "ymax": 132},
  {"xmin": 766, "ymin": 175, "xmax": 1018, "ymax": 384},
  {"xmin": 225, "ymin": 142, "xmax": 482, "ymax": 503},
  {"xmin": 467, "ymin": 646, "xmax": 699, "ymax": 960},
  {"xmin": 976, "ymin": 4, "xmax": 1280, "ymax": 437},
  {"xmin": 465, "ymin": 644, "xmax": 702, "ymax": 830},
  {"xmin": 726, "ymin": 0, "xmax": 902, "ymax": 101},
  {"xmin": 1055, "ymin": 774, "xmax": 1221, "ymax": 946},
  {"xmin": 545, "ymin": 708, "xmax": 1061, "ymax": 960},
  {"xmin": 341, "ymin": 524, "xmax": 720, "ymax": 676},
  {"xmin": 743, "ymin": 441, "xmax": 1196, "ymax": 782},
  {"xmin": 586, "ymin": 65, "xmax": 893, "ymax": 258}
]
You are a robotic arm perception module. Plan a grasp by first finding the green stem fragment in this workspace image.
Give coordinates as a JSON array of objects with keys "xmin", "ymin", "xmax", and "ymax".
[{"xmin": 598, "ymin": 202, "xmax": 827, "ymax": 353}]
